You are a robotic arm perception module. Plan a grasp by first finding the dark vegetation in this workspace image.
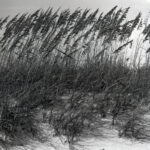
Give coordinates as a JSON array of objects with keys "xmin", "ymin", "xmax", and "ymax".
[{"xmin": 0, "ymin": 6, "xmax": 150, "ymax": 146}]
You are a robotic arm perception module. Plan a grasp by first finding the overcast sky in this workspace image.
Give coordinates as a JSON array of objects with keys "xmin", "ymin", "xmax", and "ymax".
[{"xmin": 0, "ymin": 0, "xmax": 150, "ymax": 19}]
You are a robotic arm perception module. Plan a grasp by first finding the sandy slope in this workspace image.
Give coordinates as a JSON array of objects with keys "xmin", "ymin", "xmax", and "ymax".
[
  {"xmin": 7, "ymin": 120, "xmax": 150, "ymax": 150},
  {"xmin": 74, "ymin": 128, "xmax": 150, "ymax": 150},
  {"xmin": 6, "ymin": 93, "xmax": 150, "ymax": 150}
]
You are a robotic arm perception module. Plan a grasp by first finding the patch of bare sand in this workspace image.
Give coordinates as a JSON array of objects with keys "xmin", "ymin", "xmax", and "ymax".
[{"xmin": 9, "ymin": 119, "xmax": 150, "ymax": 150}]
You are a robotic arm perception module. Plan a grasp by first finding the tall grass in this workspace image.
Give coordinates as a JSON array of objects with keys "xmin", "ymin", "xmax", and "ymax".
[{"xmin": 0, "ymin": 6, "xmax": 150, "ymax": 145}]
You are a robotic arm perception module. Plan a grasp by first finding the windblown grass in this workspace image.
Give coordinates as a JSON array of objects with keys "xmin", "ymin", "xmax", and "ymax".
[{"xmin": 0, "ymin": 6, "xmax": 150, "ymax": 145}]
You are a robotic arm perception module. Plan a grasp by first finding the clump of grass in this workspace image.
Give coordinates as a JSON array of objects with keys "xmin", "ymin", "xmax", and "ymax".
[
  {"xmin": 50, "ymin": 92, "xmax": 96, "ymax": 143},
  {"xmin": 0, "ymin": 102, "xmax": 37, "ymax": 137},
  {"xmin": 118, "ymin": 105, "xmax": 150, "ymax": 140}
]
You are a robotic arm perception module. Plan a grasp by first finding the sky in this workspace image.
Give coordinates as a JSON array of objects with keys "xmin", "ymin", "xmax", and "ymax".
[{"xmin": 0, "ymin": 0, "xmax": 150, "ymax": 19}]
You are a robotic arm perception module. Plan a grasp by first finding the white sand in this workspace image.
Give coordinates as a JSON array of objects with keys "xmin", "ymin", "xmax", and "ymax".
[{"xmin": 8, "ymin": 121, "xmax": 150, "ymax": 150}]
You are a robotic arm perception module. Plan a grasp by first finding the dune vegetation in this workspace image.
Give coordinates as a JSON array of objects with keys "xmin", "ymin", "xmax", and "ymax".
[{"xmin": 0, "ymin": 6, "xmax": 150, "ymax": 148}]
